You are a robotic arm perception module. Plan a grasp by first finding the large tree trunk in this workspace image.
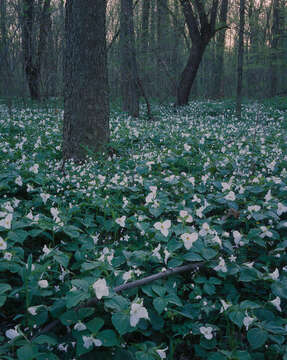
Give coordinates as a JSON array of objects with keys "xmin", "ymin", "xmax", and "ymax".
[
  {"xmin": 63, "ymin": 0, "xmax": 110, "ymax": 161},
  {"xmin": 177, "ymin": 43, "xmax": 206, "ymax": 105},
  {"xmin": 236, "ymin": 0, "xmax": 245, "ymax": 118},
  {"xmin": 120, "ymin": 0, "xmax": 139, "ymax": 117}
]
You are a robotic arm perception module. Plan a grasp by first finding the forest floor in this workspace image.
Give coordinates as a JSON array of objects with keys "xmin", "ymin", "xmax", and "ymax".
[{"xmin": 0, "ymin": 98, "xmax": 287, "ymax": 359}]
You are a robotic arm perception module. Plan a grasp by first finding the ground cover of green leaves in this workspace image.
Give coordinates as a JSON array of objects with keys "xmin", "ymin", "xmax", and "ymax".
[{"xmin": 0, "ymin": 99, "xmax": 287, "ymax": 359}]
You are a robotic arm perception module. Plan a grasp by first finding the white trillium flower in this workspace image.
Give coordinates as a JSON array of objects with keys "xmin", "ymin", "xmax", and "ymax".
[
  {"xmin": 220, "ymin": 299, "xmax": 232, "ymax": 313},
  {"xmin": 5, "ymin": 328, "xmax": 20, "ymax": 340},
  {"xmin": 277, "ymin": 203, "xmax": 287, "ymax": 216},
  {"xmin": 154, "ymin": 220, "xmax": 171, "ymax": 237},
  {"xmin": 156, "ymin": 347, "xmax": 168, "ymax": 359},
  {"xmin": 178, "ymin": 210, "xmax": 193, "ymax": 223},
  {"xmin": 214, "ymin": 257, "xmax": 227, "ymax": 273},
  {"xmin": 264, "ymin": 190, "xmax": 272, "ymax": 202},
  {"xmin": 232, "ymin": 230, "xmax": 242, "ymax": 247},
  {"xmin": 225, "ymin": 191, "xmax": 236, "ymax": 201},
  {"xmin": 269, "ymin": 268, "xmax": 279, "ymax": 280},
  {"xmin": 181, "ymin": 232, "xmax": 198, "ymax": 250},
  {"xmin": 243, "ymin": 312, "xmax": 255, "ymax": 330},
  {"xmin": 29, "ymin": 163, "xmax": 39, "ymax": 174},
  {"xmin": 40, "ymin": 193, "xmax": 50, "ymax": 204},
  {"xmin": 4, "ymin": 252, "xmax": 12, "ymax": 260},
  {"xmin": 74, "ymin": 321, "xmax": 87, "ymax": 331},
  {"xmin": 0, "ymin": 213, "xmax": 13, "ymax": 229},
  {"xmin": 93, "ymin": 278, "xmax": 109, "ymax": 299},
  {"xmin": 184, "ymin": 143, "xmax": 191, "ymax": 151},
  {"xmin": 38, "ymin": 280, "xmax": 49, "ymax": 288},
  {"xmin": 115, "ymin": 216, "xmax": 126, "ymax": 227},
  {"xmin": 28, "ymin": 305, "xmax": 42, "ymax": 316},
  {"xmin": 260, "ymin": 226, "xmax": 272, "ymax": 238},
  {"xmin": 248, "ymin": 205, "xmax": 261, "ymax": 212},
  {"xmin": 0, "ymin": 236, "xmax": 7, "ymax": 250},
  {"xmin": 130, "ymin": 300, "xmax": 149, "ymax": 327},
  {"xmin": 199, "ymin": 326, "xmax": 213, "ymax": 340},
  {"xmin": 270, "ymin": 296, "xmax": 282, "ymax": 312},
  {"xmin": 15, "ymin": 176, "xmax": 23, "ymax": 186}
]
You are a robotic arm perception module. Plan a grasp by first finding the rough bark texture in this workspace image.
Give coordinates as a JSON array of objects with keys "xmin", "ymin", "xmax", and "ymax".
[
  {"xmin": 236, "ymin": 0, "xmax": 245, "ymax": 118},
  {"xmin": 177, "ymin": 0, "xmax": 220, "ymax": 106},
  {"xmin": 63, "ymin": 0, "xmax": 110, "ymax": 161},
  {"xmin": 21, "ymin": 0, "xmax": 51, "ymax": 100},
  {"xmin": 120, "ymin": 0, "xmax": 139, "ymax": 117}
]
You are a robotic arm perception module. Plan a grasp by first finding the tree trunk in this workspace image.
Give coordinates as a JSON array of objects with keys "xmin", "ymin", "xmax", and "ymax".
[
  {"xmin": 22, "ymin": 0, "xmax": 40, "ymax": 100},
  {"xmin": 177, "ymin": 43, "xmax": 206, "ymax": 105},
  {"xmin": 141, "ymin": 0, "xmax": 150, "ymax": 55},
  {"xmin": 120, "ymin": 0, "xmax": 139, "ymax": 117},
  {"xmin": 63, "ymin": 0, "xmax": 110, "ymax": 161},
  {"xmin": 176, "ymin": 0, "xmax": 220, "ymax": 106},
  {"xmin": 213, "ymin": 0, "xmax": 229, "ymax": 98},
  {"xmin": 236, "ymin": 0, "xmax": 245, "ymax": 118}
]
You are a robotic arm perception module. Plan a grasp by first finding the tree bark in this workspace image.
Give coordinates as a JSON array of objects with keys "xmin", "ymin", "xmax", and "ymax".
[
  {"xmin": 213, "ymin": 0, "xmax": 229, "ymax": 98},
  {"xmin": 177, "ymin": 43, "xmax": 206, "ymax": 105},
  {"xmin": 176, "ymin": 0, "xmax": 220, "ymax": 106},
  {"xmin": 236, "ymin": 0, "xmax": 245, "ymax": 118},
  {"xmin": 63, "ymin": 0, "xmax": 110, "ymax": 161},
  {"xmin": 120, "ymin": 0, "xmax": 140, "ymax": 117}
]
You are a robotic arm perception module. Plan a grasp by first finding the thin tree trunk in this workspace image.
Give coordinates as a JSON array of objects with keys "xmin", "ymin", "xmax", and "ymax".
[
  {"xmin": 22, "ymin": 0, "xmax": 40, "ymax": 100},
  {"xmin": 120, "ymin": 0, "xmax": 139, "ymax": 117},
  {"xmin": 177, "ymin": 43, "xmax": 206, "ymax": 105},
  {"xmin": 213, "ymin": 0, "xmax": 229, "ymax": 98},
  {"xmin": 63, "ymin": 0, "xmax": 110, "ymax": 161},
  {"xmin": 236, "ymin": 0, "xmax": 245, "ymax": 118},
  {"xmin": 141, "ymin": 0, "xmax": 150, "ymax": 55}
]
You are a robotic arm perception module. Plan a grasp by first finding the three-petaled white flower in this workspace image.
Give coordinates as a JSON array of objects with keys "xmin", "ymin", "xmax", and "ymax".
[
  {"xmin": 82, "ymin": 335, "xmax": 102, "ymax": 349},
  {"xmin": 156, "ymin": 347, "xmax": 168, "ymax": 359},
  {"xmin": 269, "ymin": 268, "xmax": 279, "ymax": 280},
  {"xmin": 0, "ymin": 213, "xmax": 13, "ymax": 229},
  {"xmin": 116, "ymin": 216, "xmax": 126, "ymax": 227},
  {"xmin": 225, "ymin": 191, "xmax": 236, "ymax": 201},
  {"xmin": 181, "ymin": 232, "xmax": 198, "ymax": 250},
  {"xmin": 92, "ymin": 278, "xmax": 109, "ymax": 299},
  {"xmin": 178, "ymin": 210, "xmax": 193, "ymax": 223},
  {"xmin": 199, "ymin": 326, "xmax": 213, "ymax": 340},
  {"xmin": 243, "ymin": 311, "xmax": 255, "ymax": 330},
  {"xmin": 270, "ymin": 296, "xmax": 281, "ymax": 312},
  {"xmin": 130, "ymin": 299, "xmax": 149, "ymax": 327},
  {"xmin": 214, "ymin": 257, "xmax": 227, "ymax": 273},
  {"xmin": 38, "ymin": 280, "xmax": 49, "ymax": 288},
  {"xmin": 277, "ymin": 203, "xmax": 287, "ymax": 216},
  {"xmin": 154, "ymin": 220, "xmax": 171, "ymax": 237},
  {"xmin": 232, "ymin": 230, "xmax": 243, "ymax": 247},
  {"xmin": 260, "ymin": 226, "xmax": 272, "ymax": 238},
  {"xmin": 29, "ymin": 163, "xmax": 39, "ymax": 174},
  {"xmin": 0, "ymin": 236, "xmax": 7, "ymax": 250}
]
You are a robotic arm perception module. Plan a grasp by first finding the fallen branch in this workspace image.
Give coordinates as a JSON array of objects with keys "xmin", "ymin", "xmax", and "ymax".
[{"xmin": 34, "ymin": 262, "xmax": 203, "ymax": 338}]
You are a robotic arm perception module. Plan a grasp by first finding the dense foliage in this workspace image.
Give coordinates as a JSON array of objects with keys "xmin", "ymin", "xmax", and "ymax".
[{"xmin": 0, "ymin": 99, "xmax": 287, "ymax": 359}]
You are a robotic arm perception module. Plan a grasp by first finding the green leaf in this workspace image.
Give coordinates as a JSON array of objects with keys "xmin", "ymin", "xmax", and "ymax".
[
  {"xmin": 228, "ymin": 311, "xmax": 244, "ymax": 328},
  {"xmin": 0, "ymin": 283, "xmax": 12, "ymax": 294},
  {"xmin": 86, "ymin": 317, "xmax": 104, "ymax": 334},
  {"xmin": 201, "ymin": 248, "xmax": 217, "ymax": 260},
  {"xmin": 97, "ymin": 329, "xmax": 119, "ymax": 347},
  {"xmin": 66, "ymin": 290, "xmax": 89, "ymax": 308},
  {"xmin": 247, "ymin": 328, "xmax": 268, "ymax": 349},
  {"xmin": 54, "ymin": 253, "xmax": 70, "ymax": 267},
  {"xmin": 17, "ymin": 344, "xmax": 36, "ymax": 360},
  {"xmin": 153, "ymin": 297, "xmax": 167, "ymax": 315},
  {"xmin": 203, "ymin": 283, "xmax": 216, "ymax": 295},
  {"xmin": 33, "ymin": 335, "xmax": 58, "ymax": 346},
  {"xmin": 105, "ymin": 295, "xmax": 130, "ymax": 311},
  {"xmin": 112, "ymin": 312, "xmax": 131, "ymax": 335},
  {"xmin": 152, "ymin": 285, "xmax": 167, "ymax": 297},
  {"xmin": 0, "ymin": 295, "xmax": 6, "ymax": 306},
  {"xmin": 271, "ymin": 279, "xmax": 287, "ymax": 299},
  {"xmin": 60, "ymin": 310, "xmax": 78, "ymax": 326},
  {"xmin": 208, "ymin": 353, "xmax": 227, "ymax": 360},
  {"xmin": 135, "ymin": 351, "xmax": 154, "ymax": 360},
  {"xmin": 183, "ymin": 252, "xmax": 203, "ymax": 262}
]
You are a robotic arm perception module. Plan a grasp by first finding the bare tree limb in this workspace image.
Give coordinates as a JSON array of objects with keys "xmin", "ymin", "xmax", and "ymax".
[{"xmin": 34, "ymin": 262, "xmax": 203, "ymax": 338}]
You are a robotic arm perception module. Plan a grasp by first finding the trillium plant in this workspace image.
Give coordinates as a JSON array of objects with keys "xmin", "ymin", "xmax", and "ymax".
[{"xmin": 0, "ymin": 100, "xmax": 287, "ymax": 359}]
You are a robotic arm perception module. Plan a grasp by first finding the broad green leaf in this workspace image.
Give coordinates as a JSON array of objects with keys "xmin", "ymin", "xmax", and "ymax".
[
  {"xmin": 247, "ymin": 328, "xmax": 268, "ymax": 349},
  {"xmin": 112, "ymin": 312, "xmax": 131, "ymax": 335},
  {"xmin": 97, "ymin": 329, "xmax": 119, "ymax": 347},
  {"xmin": 66, "ymin": 290, "xmax": 89, "ymax": 308},
  {"xmin": 86, "ymin": 317, "xmax": 104, "ymax": 334},
  {"xmin": 17, "ymin": 344, "xmax": 37, "ymax": 360},
  {"xmin": 33, "ymin": 335, "xmax": 58, "ymax": 346},
  {"xmin": 228, "ymin": 311, "xmax": 244, "ymax": 328},
  {"xmin": 153, "ymin": 297, "xmax": 167, "ymax": 315},
  {"xmin": 0, "ymin": 283, "xmax": 12, "ymax": 294}
]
